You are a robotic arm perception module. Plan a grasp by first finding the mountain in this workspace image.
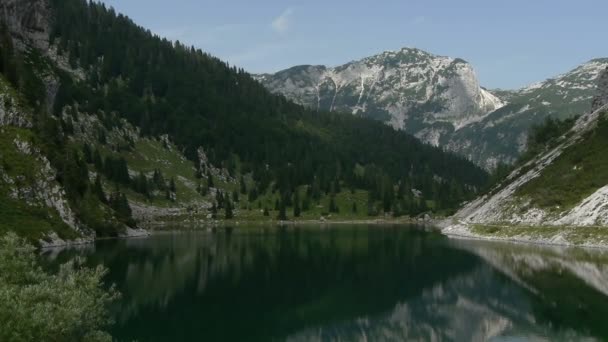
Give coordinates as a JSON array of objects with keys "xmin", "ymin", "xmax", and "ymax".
[
  {"xmin": 443, "ymin": 67, "xmax": 608, "ymax": 247},
  {"xmin": 0, "ymin": 0, "xmax": 487, "ymax": 244},
  {"xmin": 256, "ymin": 50, "xmax": 608, "ymax": 169},
  {"xmin": 256, "ymin": 48, "xmax": 505, "ymax": 144},
  {"xmin": 446, "ymin": 58, "xmax": 608, "ymax": 168}
]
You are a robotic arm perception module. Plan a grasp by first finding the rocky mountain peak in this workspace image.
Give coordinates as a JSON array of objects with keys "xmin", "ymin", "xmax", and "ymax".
[{"xmin": 256, "ymin": 47, "xmax": 505, "ymax": 146}]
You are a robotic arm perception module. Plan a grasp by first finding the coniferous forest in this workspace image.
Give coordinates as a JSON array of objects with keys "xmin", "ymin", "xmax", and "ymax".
[
  {"xmin": 50, "ymin": 0, "xmax": 485, "ymax": 208},
  {"xmin": 0, "ymin": 0, "xmax": 490, "ymax": 239}
]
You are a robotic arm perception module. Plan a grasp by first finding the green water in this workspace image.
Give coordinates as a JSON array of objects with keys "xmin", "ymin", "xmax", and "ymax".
[{"xmin": 45, "ymin": 225, "xmax": 608, "ymax": 341}]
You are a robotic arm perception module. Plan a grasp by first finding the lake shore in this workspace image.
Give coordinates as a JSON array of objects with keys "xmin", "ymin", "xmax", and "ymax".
[{"xmin": 441, "ymin": 222, "xmax": 608, "ymax": 250}]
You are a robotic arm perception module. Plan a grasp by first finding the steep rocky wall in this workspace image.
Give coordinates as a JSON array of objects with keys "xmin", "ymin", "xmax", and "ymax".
[{"xmin": 0, "ymin": 0, "xmax": 50, "ymax": 50}]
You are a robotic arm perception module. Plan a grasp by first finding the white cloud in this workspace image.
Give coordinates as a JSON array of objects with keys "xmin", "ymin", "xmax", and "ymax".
[{"xmin": 271, "ymin": 8, "xmax": 294, "ymax": 34}]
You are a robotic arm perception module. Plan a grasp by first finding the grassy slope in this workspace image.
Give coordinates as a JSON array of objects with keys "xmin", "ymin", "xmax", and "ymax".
[
  {"xmin": 517, "ymin": 113, "xmax": 608, "ymax": 212},
  {"xmin": 79, "ymin": 120, "xmax": 435, "ymax": 224}
]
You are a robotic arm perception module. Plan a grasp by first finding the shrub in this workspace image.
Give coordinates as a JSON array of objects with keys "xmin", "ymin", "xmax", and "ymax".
[{"xmin": 0, "ymin": 233, "xmax": 119, "ymax": 341}]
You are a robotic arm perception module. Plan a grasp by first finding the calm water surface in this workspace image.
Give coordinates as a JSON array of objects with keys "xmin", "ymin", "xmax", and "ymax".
[{"xmin": 45, "ymin": 225, "xmax": 608, "ymax": 341}]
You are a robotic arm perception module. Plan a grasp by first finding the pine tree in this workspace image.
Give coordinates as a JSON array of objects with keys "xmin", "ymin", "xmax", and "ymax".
[
  {"xmin": 302, "ymin": 195, "xmax": 311, "ymax": 212},
  {"xmin": 206, "ymin": 170, "xmax": 214, "ymax": 188},
  {"xmin": 277, "ymin": 199, "xmax": 287, "ymax": 221},
  {"xmin": 93, "ymin": 175, "xmax": 106, "ymax": 203},
  {"xmin": 293, "ymin": 191, "xmax": 301, "ymax": 217},
  {"xmin": 329, "ymin": 195, "xmax": 338, "ymax": 213},
  {"xmin": 216, "ymin": 191, "xmax": 224, "ymax": 209},
  {"xmin": 152, "ymin": 169, "xmax": 166, "ymax": 190},
  {"xmin": 263, "ymin": 207, "xmax": 269, "ymax": 216},
  {"xmin": 109, "ymin": 191, "xmax": 134, "ymax": 226},
  {"xmin": 239, "ymin": 175, "xmax": 247, "ymax": 194},
  {"xmin": 352, "ymin": 202, "xmax": 357, "ymax": 213},
  {"xmin": 169, "ymin": 177, "xmax": 176, "ymax": 193},
  {"xmin": 225, "ymin": 200, "xmax": 233, "ymax": 219},
  {"xmin": 82, "ymin": 143, "xmax": 93, "ymax": 163}
]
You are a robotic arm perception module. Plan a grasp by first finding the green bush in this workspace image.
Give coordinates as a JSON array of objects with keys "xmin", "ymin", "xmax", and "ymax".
[{"xmin": 0, "ymin": 233, "xmax": 118, "ymax": 341}]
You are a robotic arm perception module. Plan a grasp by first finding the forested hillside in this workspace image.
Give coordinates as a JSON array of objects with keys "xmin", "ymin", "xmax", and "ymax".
[{"xmin": 0, "ymin": 0, "xmax": 488, "ymax": 242}]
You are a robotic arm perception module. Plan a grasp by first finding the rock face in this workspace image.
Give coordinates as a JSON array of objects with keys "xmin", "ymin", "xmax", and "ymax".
[
  {"xmin": 256, "ymin": 48, "xmax": 504, "ymax": 147},
  {"xmin": 257, "ymin": 49, "xmax": 608, "ymax": 169},
  {"xmin": 0, "ymin": 0, "xmax": 50, "ymax": 50},
  {"xmin": 449, "ymin": 58, "xmax": 608, "ymax": 169}
]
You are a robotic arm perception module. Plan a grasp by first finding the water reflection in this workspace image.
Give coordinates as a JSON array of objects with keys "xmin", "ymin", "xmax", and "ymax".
[{"xmin": 46, "ymin": 225, "xmax": 608, "ymax": 341}]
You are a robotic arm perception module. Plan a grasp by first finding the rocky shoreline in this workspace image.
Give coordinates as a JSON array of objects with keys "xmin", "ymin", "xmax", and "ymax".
[
  {"xmin": 39, "ymin": 227, "xmax": 150, "ymax": 249},
  {"xmin": 442, "ymin": 222, "xmax": 608, "ymax": 250}
]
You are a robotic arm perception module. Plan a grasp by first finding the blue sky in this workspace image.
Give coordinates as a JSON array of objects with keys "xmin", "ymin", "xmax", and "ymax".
[{"xmin": 99, "ymin": 0, "xmax": 607, "ymax": 89}]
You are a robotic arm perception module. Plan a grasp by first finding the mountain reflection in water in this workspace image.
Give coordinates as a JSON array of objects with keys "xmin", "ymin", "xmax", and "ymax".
[{"xmin": 45, "ymin": 225, "xmax": 608, "ymax": 341}]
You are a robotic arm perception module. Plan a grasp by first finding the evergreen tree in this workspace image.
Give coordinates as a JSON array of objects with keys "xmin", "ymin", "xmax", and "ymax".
[
  {"xmin": 239, "ymin": 175, "xmax": 247, "ymax": 194},
  {"xmin": 169, "ymin": 177, "xmax": 176, "ymax": 193},
  {"xmin": 152, "ymin": 169, "xmax": 166, "ymax": 190},
  {"xmin": 206, "ymin": 170, "xmax": 214, "ymax": 188},
  {"xmin": 329, "ymin": 195, "xmax": 339, "ymax": 213},
  {"xmin": 82, "ymin": 143, "xmax": 93, "ymax": 163},
  {"xmin": 109, "ymin": 191, "xmax": 134, "ymax": 226},
  {"xmin": 293, "ymin": 191, "xmax": 301, "ymax": 217},
  {"xmin": 93, "ymin": 149, "xmax": 103, "ymax": 170},
  {"xmin": 210, "ymin": 203, "xmax": 217, "ymax": 219},
  {"xmin": 216, "ymin": 191, "xmax": 224, "ymax": 209},
  {"xmin": 225, "ymin": 200, "xmax": 234, "ymax": 219},
  {"xmin": 277, "ymin": 199, "xmax": 287, "ymax": 221},
  {"xmin": 133, "ymin": 171, "xmax": 149, "ymax": 197},
  {"xmin": 302, "ymin": 194, "xmax": 311, "ymax": 212},
  {"xmin": 93, "ymin": 175, "xmax": 106, "ymax": 203},
  {"xmin": 352, "ymin": 202, "xmax": 358, "ymax": 213}
]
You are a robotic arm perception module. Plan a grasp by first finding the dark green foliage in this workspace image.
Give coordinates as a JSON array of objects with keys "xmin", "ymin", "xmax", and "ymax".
[
  {"xmin": 58, "ymin": 148, "xmax": 89, "ymax": 199},
  {"xmin": 93, "ymin": 175, "xmax": 106, "ymax": 203},
  {"xmin": 169, "ymin": 177, "xmax": 176, "ymax": 193},
  {"xmin": 102, "ymin": 155, "xmax": 130, "ymax": 185},
  {"xmin": 45, "ymin": 0, "xmax": 487, "ymax": 216},
  {"xmin": 520, "ymin": 116, "xmax": 577, "ymax": 163},
  {"xmin": 277, "ymin": 199, "xmax": 287, "ymax": 221},
  {"xmin": 133, "ymin": 171, "xmax": 150, "ymax": 198},
  {"xmin": 293, "ymin": 191, "xmax": 301, "ymax": 217},
  {"xmin": 82, "ymin": 143, "xmax": 93, "ymax": 163},
  {"xmin": 329, "ymin": 195, "xmax": 339, "ymax": 213},
  {"xmin": 210, "ymin": 203, "xmax": 217, "ymax": 219},
  {"xmin": 352, "ymin": 202, "xmax": 357, "ymax": 213},
  {"xmin": 302, "ymin": 194, "xmax": 311, "ymax": 212},
  {"xmin": 207, "ymin": 171, "xmax": 214, "ymax": 188},
  {"xmin": 109, "ymin": 191, "xmax": 135, "ymax": 227},
  {"xmin": 152, "ymin": 169, "xmax": 166, "ymax": 190},
  {"xmin": 239, "ymin": 176, "xmax": 247, "ymax": 194},
  {"xmin": 518, "ymin": 114, "xmax": 608, "ymax": 210},
  {"xmin": 224, "ymin": 200, "xmax": 233, "ymax": 219}
]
